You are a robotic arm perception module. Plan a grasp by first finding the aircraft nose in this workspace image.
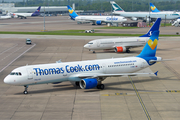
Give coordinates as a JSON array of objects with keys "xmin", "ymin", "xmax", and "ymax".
[
  {"xmin": 84, "ymin": 44, "xmax": 89, "ymax": 48},
  {"xmin": 4, "ymin": 76, "xmax": 13, "ymax": 84}
]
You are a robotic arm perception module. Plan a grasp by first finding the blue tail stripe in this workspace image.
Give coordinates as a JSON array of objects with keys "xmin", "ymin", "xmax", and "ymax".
[{"xmin": 140, "ymin": 18, "xmax": 161, "ymax": 37}]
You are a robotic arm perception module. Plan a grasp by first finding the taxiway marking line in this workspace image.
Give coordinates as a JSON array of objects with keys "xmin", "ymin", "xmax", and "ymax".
[{"xmin": 128, "ymin": 76, "xmax": 151, "ymax": 120}]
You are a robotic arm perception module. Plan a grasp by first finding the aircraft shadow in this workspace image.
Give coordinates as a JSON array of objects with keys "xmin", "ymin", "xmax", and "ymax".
[{"xmin": 14, "ymin": 76, "xmax": 175, "ymax": 95}]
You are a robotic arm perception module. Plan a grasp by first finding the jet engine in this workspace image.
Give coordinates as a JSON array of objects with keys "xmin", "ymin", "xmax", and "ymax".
[
  {"xmin": 96, "ymin": 21, "xmax": 102, "ymax": 25},
  {"xmin": 115, "ymin": 46, "xmax": 126, "ymax": 52},
  {"xmin": 79, "ymin": 78, "xmax": 98, "ymax": 89},
  {"xmin": 131, "ymin": 17, "xmax": 138, "ymax": 21}
]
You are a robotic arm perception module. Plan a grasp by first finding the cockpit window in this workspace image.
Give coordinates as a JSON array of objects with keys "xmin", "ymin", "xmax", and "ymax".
[
  {"xmin": 10, "ymin": 72, "xmax": 22, "ymax": 76},
  {"xmin": 88, "ymin": 42, "xmax": 93, "ymax": 44}
]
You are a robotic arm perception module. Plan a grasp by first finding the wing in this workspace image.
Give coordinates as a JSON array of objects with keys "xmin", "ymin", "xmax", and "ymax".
[{"xmin": 77, "ymin": 72, "xmax": 157, "ymax": 78}]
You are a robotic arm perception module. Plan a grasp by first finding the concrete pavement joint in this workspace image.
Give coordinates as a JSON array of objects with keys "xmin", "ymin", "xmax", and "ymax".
[{"xmin": 128, "ymin": 76, "xmax": 151, "ymax": 120}]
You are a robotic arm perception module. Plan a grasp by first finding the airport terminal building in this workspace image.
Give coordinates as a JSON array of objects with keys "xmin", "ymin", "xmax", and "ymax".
[{"xmin": 0, "ymin": 3, "xmax": 70, "ymax": 15}]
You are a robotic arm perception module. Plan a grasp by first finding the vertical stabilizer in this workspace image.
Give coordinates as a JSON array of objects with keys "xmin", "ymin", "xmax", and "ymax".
[
  {"xmin": 67, "ymin": 5, "xmax": 78, "ymax": 20},
  {"xmin": 140, "ymin": 18, "xmax": 161, "ymax": 37},
  {"xmin": 150, "ymin": 3, "xmax": 160, "ymax": 12},
  {"xmin": 32, "ymin": 6, "xmax": 41, "ymax": 16},
  {"xmin": 110, "ymin": 1, "xmax": 124, "ymax": 12},
  {"xmin": 138, "ymin": 30, "xmax": 159, "ymax": 57}
]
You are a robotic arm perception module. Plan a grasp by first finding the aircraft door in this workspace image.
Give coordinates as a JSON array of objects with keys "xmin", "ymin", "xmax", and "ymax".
[
  {"xmin": 140, "ymin": 59, "xmax": 146, "ymax": 68},
  {"xmin": 27, "ymin": 68, "xmax": 33, "ymax": 80},
  {"xmin": 102, "ymin": 63, "xmax": 106, "ymax": 73},
  {"xmin": 96, "ymin": 40, "xmax": 100, "ymax": 47}
]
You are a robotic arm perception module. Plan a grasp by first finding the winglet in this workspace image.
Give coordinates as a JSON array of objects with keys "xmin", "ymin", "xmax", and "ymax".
[{"xmin": 154, "ymin": 71, "xmax": 158, "ymax": 76}]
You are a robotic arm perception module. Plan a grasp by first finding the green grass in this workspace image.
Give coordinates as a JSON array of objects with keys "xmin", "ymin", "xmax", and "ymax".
[{"xmin": 0, "ymin": 31, "xmax": 179, "ymax": 37}]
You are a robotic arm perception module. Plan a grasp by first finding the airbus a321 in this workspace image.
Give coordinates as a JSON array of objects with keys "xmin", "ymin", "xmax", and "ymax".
[
  {"xmin": 67, "ymin": 5, "xmax": 127, "ymax": 25},
  {"xmin": 4, "ymin": 28, "xmax": 163, "ymax": 94},
  {"xmin": 84, "ymin": 18, "xmax": 161, "ymax": 53}
]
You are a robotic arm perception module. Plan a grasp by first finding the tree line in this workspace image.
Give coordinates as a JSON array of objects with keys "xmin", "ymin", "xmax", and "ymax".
[{"xmin": 11, "ymin": 0, "xmax": 180, "ymax": 12}]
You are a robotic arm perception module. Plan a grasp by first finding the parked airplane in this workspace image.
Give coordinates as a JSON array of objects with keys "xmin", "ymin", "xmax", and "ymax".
[
  {"xmin": 84, "ymin": 18, "xmax": 161, "ymax": 53},
  {"xmin": 67, "ymin": 5, "xmax": 127, "ymax": 25},
  {"xmin": 0, "ymin": 13, "xmax": 11, "ymax": 19},
  {"xmin": 110, "ymin": 1, "xmax": 180, "ymax": 22},
  {"xmin": 4, "ymin": 30, "xmax": 162, "ymax": 94},
  {"xmin": 12, "ymin": 6, "xmax": 41, "ymax": 19},
  {"xmin": 150, "ymin": 3, "xmax": 179, "ymax": 14}
]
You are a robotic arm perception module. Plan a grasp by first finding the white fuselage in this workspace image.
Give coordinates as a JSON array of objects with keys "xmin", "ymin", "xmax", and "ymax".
[
  {"xmin": 75, "ymin": 16, "xmax": 127, "ymax": 23},
  {"xmin": 13, "ymin": 13, "xmax": 33, "ymax": 18},
  {"xmin": 0, "ymin": 15, "xmax": 11, "ymax": 19},
  {"xmin": 84, "ymin": 37, "xmax": 149, "ymax": 50},
  {"xmin": 4, "ymin": 57, "xmax": 149, "ymax": 86},
  {"xmin": 113, "ymin": 11, "xmax": 180, "ymax": 20}
]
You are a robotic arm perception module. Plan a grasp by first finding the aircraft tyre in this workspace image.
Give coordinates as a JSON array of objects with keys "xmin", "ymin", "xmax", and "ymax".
[
  {"xmin": 126, "ymin": 49, "xmax": 130, "ymax": 53},
  {"xmin": 23, "ymin": 85, "xmax": 28, "ymax": 94},
  {"xmin": 97, "ymin": 84, "xmax": 105, "ymax": 90},
  {"xmin": 93, "ymin": 51, "xmax": 95, "ymax": 53},
  {"xmin": 75, "ymin": 81, "xmax": 79, "ymax": 86},
  {"xmin": 23, "ymin": 91, "xmax": 28, "ymax": 94}
]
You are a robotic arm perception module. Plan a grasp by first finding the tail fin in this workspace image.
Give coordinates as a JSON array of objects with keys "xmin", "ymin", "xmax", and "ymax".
[
  {"xmin": 150, "ymin": 3, "xmax": 160, "ymax": 12},
  {"xmin": 137, "ymin": 30, "xmax": 159, "ymax": 57},
  {"xmin": 67, "ymin": 5, "xmax": 78, "ymax": 20},
  {"xmin": 110, "ymin": 1, "xmax": 124, "ymax": 12},
  {"xmin": 140, "ymin": 18, "xmax": 161, "ymax": 37},
  {"xmin": 32, "ymin": 6, "xmax": 41, "ymax": 16}
]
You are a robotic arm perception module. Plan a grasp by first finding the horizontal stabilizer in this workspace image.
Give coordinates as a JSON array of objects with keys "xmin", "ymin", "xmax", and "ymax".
[
  {"xmin": 149, "ymin": 59, "xmax": 175, "ymax": 64},
  {"xmin": 154, "ymin": 71, "xmax": 158, "ymax": 76}
]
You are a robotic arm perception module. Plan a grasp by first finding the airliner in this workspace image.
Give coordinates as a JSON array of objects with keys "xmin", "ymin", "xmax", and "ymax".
[
  {"xmin": 84, "ymin": 18, "xmax": 161, "ymax": 53},
  {"xmin": 67, "ymin": 5, "xmax": 127, "ymax": 25},
  {"xmin": 150, "ymin": 3, "xmax": 180, "ymax": 14},
  {"xmin": 0, "ymin": 13, "xmax": 11, "ymax": 19},
  {"xmin": 12, "ymin": 6, "xmax": 41, "ymax": 19},
  {"xmin": 4, "ymin": 28, "xmax": 162, "ymax": 94},
  {"xmin": 110, "ymin": 1, "xmax": 180, "ymax": 22}
]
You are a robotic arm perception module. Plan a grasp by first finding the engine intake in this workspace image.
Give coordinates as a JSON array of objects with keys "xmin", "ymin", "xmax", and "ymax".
[
  {"xmin": 96, "ymin": 21, "xmax": 102, "ymax": 25},
  {"xmin": 115, "ymin": 46, "xmax": 126, "ymax": 52},
  {"xmin": 80, "ymin": 78, "xmax": 98, "ymax": 89}
]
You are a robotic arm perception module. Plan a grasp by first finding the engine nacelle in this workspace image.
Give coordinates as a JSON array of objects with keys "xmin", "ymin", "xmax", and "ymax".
[
  {"xmin": 115, "ymin": 46, "xmax": 126, "ymax": 52},
  {"xmin": 96, "ymin": 21, "xmax": 102, "ymax": 25},
  {"xmin": 80, "ymin": 78, "xmax": 98, "ymax": 89},
  {"xmin": 131, "ymin": 17, "xmax": 138, "ymax": 21}
]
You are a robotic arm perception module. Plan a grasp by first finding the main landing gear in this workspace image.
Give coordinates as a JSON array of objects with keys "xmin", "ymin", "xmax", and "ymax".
[
  {"xmin": 126, "ymin": 49, "xmax": 130, "ymax": 53},
  {"xmin": 23, "ymin": 85, "xmax": 28, "ymax": 94},
  {"xmin": 97, "ymin": 84, "xmax": 105, "ymax": 90}
]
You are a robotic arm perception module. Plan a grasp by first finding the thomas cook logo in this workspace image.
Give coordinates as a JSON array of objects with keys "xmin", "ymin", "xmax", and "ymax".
[
  {"xmin": 148, "ymin": 39, "xmax": 158, "ymax": 50},
  {"xmin": 151, "ymin": 6, "xmax": 156, "ymax": 11},
  {"xmin": 69, "ymin": 9, "xmax": 74, "ymax": 14}
]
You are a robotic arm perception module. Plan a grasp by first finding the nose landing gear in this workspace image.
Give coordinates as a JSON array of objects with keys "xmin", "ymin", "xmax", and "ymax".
[{"xmin": 23, "ymin": 85, "xmax": 28, "ymax": 94}]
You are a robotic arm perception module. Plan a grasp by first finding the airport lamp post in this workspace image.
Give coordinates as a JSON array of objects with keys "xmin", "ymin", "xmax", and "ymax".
[{"xmin": 43, "ymin": 6, "xmax": 46, "ymax": 31}]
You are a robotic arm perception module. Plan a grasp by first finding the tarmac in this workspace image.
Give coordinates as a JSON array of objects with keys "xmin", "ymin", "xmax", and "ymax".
[{"xmin": 0, "ymin": 16, "xmax": 180, "ymax": 120}]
